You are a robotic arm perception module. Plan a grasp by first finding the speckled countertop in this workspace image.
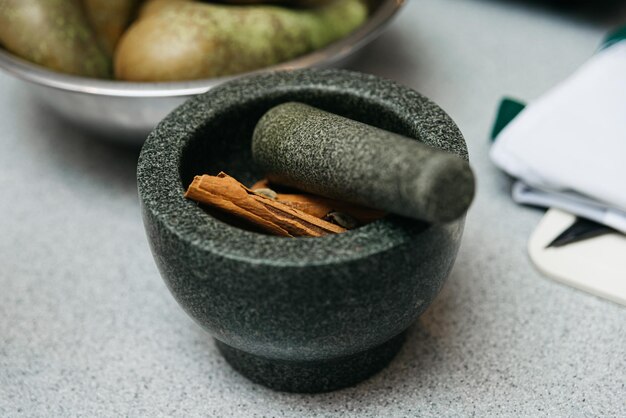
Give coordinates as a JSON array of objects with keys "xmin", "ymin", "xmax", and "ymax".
[{"xmin": 1, "ymin": 0, "xmax": 625, "ymax": 416}]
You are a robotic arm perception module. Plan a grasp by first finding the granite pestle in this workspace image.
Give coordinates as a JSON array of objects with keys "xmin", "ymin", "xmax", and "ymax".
[{"xmin": 252, "ymin": 102, "xmax": 475, "ymax": 223}]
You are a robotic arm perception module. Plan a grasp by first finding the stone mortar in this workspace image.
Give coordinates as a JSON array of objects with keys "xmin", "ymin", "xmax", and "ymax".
[{"xmin": 137, "ymin": 68, "xmax": 468, "ymax": 393}]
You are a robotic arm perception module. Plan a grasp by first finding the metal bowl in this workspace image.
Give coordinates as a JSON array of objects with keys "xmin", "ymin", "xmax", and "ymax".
[{"xmin": 0, "ymin": 0, "xmax": 404, "ymax": 144}]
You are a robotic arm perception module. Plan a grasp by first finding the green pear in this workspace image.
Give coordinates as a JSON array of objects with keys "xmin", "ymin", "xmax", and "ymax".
[
  {"xmin": 0, "ymin": 0, "xmax": 112, "ymax": 78},
  {"xmin": 82, "ymin": 0, "xmax": 139, "ymax": 55},
  {"xmin": 115, "ymin": 0, "xmax": 368, "ymax": 81}
]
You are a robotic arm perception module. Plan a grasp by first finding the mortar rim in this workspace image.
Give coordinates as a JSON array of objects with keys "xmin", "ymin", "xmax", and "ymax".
[{"xmin": 137, "ymin": 68, "xmax": 467, "ymax": 266}]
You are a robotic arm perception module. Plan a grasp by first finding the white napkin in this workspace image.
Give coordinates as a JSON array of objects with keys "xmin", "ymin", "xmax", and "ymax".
[{"xmin": 490, "ymin": 40, "xmax": 626, "ymax": 233}]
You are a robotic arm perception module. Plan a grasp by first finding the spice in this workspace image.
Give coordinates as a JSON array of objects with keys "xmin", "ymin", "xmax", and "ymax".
[
  {"xmin": 251, "ymin": 188, "xmax": 278, "ymax": 200},
  {"xmin": 185, "ymin": 172, "xmax": 346, "ymax": 237},
  {"xmin": 324, "ymin": 211, "xmax": 359, "ymax": 229},
  {"xmin": 250, "ymin": 179, "xmax": 385, "ymax": 225}
]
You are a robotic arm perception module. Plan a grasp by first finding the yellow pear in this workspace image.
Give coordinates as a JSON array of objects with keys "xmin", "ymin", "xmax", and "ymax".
[{"xmin": 115, "ymin": 0, "xmax": 367, "ymax": 81}]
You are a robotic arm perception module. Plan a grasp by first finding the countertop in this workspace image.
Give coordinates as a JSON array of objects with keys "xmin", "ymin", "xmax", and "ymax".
[{"xmin": 1, "ymin": 0, "xmax": 625, "ymax": 416}]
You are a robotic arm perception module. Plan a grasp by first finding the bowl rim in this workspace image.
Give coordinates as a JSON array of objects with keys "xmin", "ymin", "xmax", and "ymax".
[
  {"xmin": 0, "ymin": 0, "xmax": 405, "ymax": 98},
  {"xmin": 138, "ymin": 68, "xmax": 468, "ymax": 266}
]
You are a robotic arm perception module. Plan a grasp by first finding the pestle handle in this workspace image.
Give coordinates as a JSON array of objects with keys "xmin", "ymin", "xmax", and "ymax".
[{"xmin": 252, "ymin": 102, "xmax": 475, "ymax": 223}]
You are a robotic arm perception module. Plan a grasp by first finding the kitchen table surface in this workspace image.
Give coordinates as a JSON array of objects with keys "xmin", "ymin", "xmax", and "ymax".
[{"xmin": 1, "ymin": 0, "xmax": 625, "ymax": 416}]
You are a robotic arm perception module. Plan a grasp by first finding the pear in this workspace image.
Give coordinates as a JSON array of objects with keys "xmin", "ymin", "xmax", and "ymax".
[
  {"xmin": 82, "ymin": 0, "xmax": 139, "ymax": 55},
  {"xmin": 218, "ymin": 0, "xmax": 334, "ymax": 6},
  {"xmin": 114, "ymin": 0, "xmax": 367, "ymax": 81},
  {"xmin": 0, "ymin": 0, "xmax": 111, "ymax": 78},
  {"xmin": 137, "ymin": 0, "xmax": 189, "ymax": 18}
]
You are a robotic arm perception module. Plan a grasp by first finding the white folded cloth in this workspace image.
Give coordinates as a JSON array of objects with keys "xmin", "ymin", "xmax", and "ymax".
[{"xmin": 490, "ymin": 40, "xmax": 626, "ymax": 233}]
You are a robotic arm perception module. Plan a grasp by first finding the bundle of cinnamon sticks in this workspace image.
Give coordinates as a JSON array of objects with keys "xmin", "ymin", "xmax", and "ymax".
[{"xmin": 184, "ymin": 172, "xmax": 384, "ymax": 238}]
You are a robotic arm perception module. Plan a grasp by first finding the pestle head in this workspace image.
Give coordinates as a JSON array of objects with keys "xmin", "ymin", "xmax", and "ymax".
[
  {"xmin": 401, "ymin": 152, "xmax": 476, "ymax": 223},
  {"xmin": 252, "ymin": 102, "xmax": 475, "ymax": 223}
]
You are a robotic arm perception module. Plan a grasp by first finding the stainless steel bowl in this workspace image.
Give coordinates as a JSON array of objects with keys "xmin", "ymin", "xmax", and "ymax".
[{"xmin": 0, "ymin": 0, "xmax": 404, "ymax": 144}]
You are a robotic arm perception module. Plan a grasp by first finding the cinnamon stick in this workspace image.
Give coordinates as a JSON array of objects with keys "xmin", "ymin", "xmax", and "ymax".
[
  {"xmin": 250, "ymin": 179, "xmax": 386, "ymax": 224},
  {"xmin": 185, "ymin": 173, "xmax": 346, "ymax": 237}
]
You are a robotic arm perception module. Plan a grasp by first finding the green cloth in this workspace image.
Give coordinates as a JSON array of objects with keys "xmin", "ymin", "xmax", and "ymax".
[
  {"xmin": 602, "ymin": 25, "xmax": 626, "ymax": 49},
  {"xmin": 490, "ymin": 97, "xmax": 526, "ymax": 141}
]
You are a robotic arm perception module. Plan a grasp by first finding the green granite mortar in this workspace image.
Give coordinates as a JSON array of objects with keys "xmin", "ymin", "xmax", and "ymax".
[{"xmin": 137, "ymin": 69, "xmax": 468, "ymax": 393}]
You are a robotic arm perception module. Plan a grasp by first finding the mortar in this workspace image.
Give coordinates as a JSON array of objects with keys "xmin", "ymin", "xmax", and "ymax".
[{"xmin": 137, "ymin": 69, "xmax": 468, "ymax": 393}]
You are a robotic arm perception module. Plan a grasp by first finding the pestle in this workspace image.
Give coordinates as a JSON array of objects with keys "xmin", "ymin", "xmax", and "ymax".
[{"xmin": 251, "ymin": 102, "xmax": 475, "ymax": 223}]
